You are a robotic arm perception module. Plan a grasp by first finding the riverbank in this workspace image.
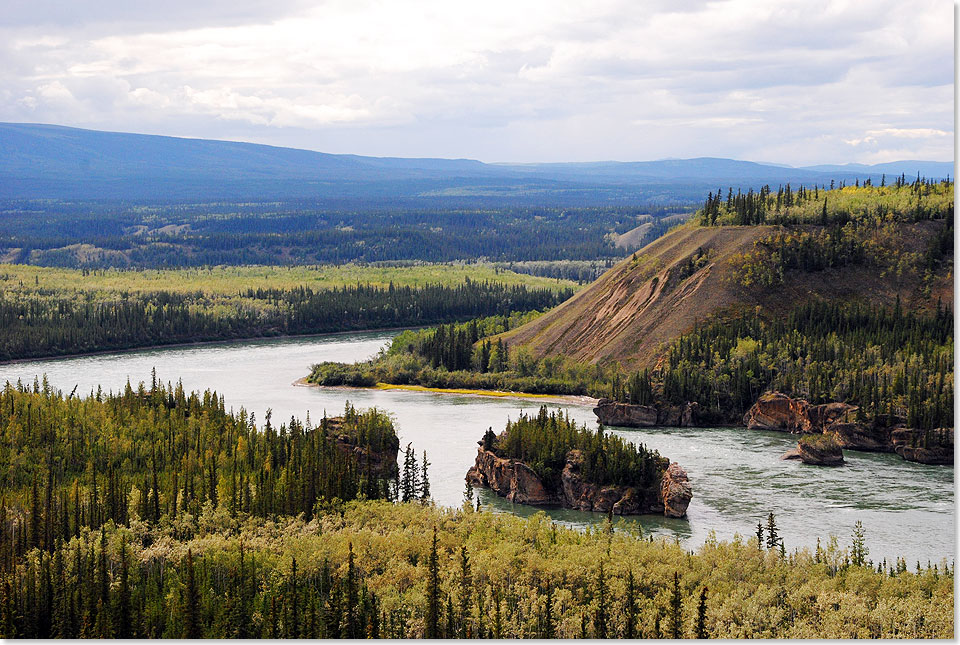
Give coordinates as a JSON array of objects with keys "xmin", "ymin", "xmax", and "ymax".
[
  {"xmin": 294, "ymin": 377, "xmax": 599, "ymax": 406},
  {"xmin": 0, "ymin": 325, "xmax": 419, "ymax": 367}
]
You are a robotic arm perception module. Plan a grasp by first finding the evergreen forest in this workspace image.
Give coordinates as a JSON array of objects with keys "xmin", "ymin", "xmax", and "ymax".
[{"xmin": 0, "ymin": 275, "xmax": 572, "ymax": 361}]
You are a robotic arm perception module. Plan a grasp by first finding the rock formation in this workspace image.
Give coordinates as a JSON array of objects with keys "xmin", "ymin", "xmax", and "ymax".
[
  {"xmin": 747, "ymin": 392, "xmax": 953, "ymax": 466},
  {"xmin": 327, "ymin": 418, "xmax": 400, "ymax": 477},
  {"xmin": 465, "ymin": 447, "xmax": 557, "ymax": 505},
  {"xmin": 826, "ymin": 423, "xmax": 891, "ymax": 452},
  {"xmin": 660, "ymin": 463, "xmax": 693, "ymax": 518},
  {"xmin": 742, "ymin": 392, "xmax": 857, "ymax": 433},
  {"xmin": 890, "ymin": 427, "xmax": 954, "ymax": 466},
  {"xmin": 796, "ymin": 435, "xmax": 844, "ymax": 466},
  {"xmin": 466, "ymin": 445, "xmax": 691, "ymax": 517},
  {"xmin": 593, "ymin": 399, "xmax": 658, "ymax": 427},
  {"xmin": 593, "ymin": 398, "xmax": 701, "ymax": 428}
]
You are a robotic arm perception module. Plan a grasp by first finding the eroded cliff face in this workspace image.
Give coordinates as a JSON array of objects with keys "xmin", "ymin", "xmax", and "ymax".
[
  {"xmin": 660, "ymin": 463, "xmax": 693, "ymax": 518},
  {"xmin": 593, "ymin": 398, "xmax": 701, "ymax": 428},
  {"xmin": 745, "ymin": 392, "xmax": 953, "ymax": 465},
  {"xmin": 742, "ymin": 392, "xmax": 857, "ymax": 433},
  {"xmin": 465, "ymin": 447, "xmax": 557, "ymax": 505},
  {"xmin": 466, "ymin": 446, "xmax": 691, "ymax": 517},
  {"xmin": 890, "ymin": 427, "xmax": 954, "ymax": 466}
]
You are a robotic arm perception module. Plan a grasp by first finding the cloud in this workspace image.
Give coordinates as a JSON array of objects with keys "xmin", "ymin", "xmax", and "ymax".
[{"xmin": 0, "ymin": 0, "xmax": 952, "ymax": 164}]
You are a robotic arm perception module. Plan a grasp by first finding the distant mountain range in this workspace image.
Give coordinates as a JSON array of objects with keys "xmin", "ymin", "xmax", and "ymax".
[{"xmin": 0, "ymin": 122, "xmax": 951, "ymax": 204}]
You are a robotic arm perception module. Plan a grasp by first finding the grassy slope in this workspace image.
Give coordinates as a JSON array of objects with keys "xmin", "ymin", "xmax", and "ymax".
[
  {"xmin": 503, "ymin": 220, "xmax": 952, "ymax": 370},
  {"xmin": 0, "ymin": 262, "xmax": 580, "ymax": 297}
]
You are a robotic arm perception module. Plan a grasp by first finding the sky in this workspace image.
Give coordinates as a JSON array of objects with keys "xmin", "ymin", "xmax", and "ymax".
[{"xmin": 0, "ymin": 0, "xmax": 953, "ymax": 165}]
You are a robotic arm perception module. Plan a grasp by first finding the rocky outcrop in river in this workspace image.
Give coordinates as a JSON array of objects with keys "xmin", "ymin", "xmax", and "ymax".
[
  {"xmin": 660, "ymin": 463, "xmax": 693, "ymax": 517},
  {"xmin": 593, "ymin": 398, "xmax": 701, "ymax": 428},
  {"xmin": 890, "ymin": 427, "xmax": 954, "ymax": 466},
  {"xmin": 746, "ymin": 392, "xmax": 953, "ymax": 465},
  {"xmin": 464, "ymin": 446, "xmax": 556, "ymax": 505},
  {"xmin": 782, "ymin": 435, "xmax": 844, "ymax": 466},
  {"xmin": 743, "ymin": 392, "xmax": 857, "ymax": 433},
  {"xmin": 466, "ymin": 445, "xmax": 692, "ymax": 517}
]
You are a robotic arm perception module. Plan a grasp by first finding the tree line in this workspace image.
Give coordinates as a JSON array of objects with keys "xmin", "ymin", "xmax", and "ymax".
[
  {"xmin": 0, "ymin": 279, "xmax": 572, "ymax": 361},
  {"xmin": 696, "ymin": 178, "xmax": 952, "ymax": 227}
]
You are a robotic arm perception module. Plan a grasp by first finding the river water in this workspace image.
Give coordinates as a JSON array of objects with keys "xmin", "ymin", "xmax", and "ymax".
[{"xmin": 1, "ymin": 331, "xmax": 953, "ymax": 565}]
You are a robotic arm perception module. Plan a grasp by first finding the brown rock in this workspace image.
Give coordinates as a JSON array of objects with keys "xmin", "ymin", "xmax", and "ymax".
[
  {"xmin": 808, "ymin": 402, "xmax": 859, "ymax": 429},
  {"xmin": 826, "ymin": 422, "xmax": 891, "ymax": 452},
  {"xmin": 681, "ymin": 402, "xmax": 700, "ymax": 427},
  {"xmin": 743, "ymin": 392, "xmax": 814, "ymax": 432},
  {"xmin": 465, "ymin": 448, "xmax": 558, "ymax": 505},
  {"xmin": 469, "ymin": 447, "xmax": 690, "ymax": 517},
  {"xmin": 329, "ymin": 420, "xmax": 400, "ymax": 477},
  {"xmin": 780, "ymin": 448, "xmax": 802, "ymax": 460},
  {"xmin": 796, "ymin": 435, "xmax": 844, "ymax": 466},
  {"xmin": 890, "ymin": 427, "xmax": 954, "ymax": 465},
  {"xmin": 660, "ymin": 462, "xmax": 693, "ymax": 518},
  {"xmin": 593, "ymin": 398, "xmax": 658, "ymax": 427},
  {"xmin": 743, "ymin": 392, "xmax": 857, "ymax": 433},
  {"xmin": 658, "ymin": 406, "xmax": 683, "ymax": 426}
]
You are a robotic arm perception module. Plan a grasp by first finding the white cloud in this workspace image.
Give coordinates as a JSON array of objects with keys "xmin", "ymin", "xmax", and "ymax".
[{"xmin": 0, "ymin": 0, "xmax": 952, "ymax": 164}]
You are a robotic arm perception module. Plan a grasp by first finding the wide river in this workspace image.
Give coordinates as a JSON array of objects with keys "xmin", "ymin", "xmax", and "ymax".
[{"xmin": 1, "ymin": 331, "xmax": 953, "ymax": 565}]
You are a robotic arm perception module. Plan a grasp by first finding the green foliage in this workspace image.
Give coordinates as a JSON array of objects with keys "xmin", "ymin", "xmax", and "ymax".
[
  {"xmin": 696, "ymin": 179, "xmax": 953, "ymax": 227},
  {"xmin": 0, "ymin": 379, "xmax": 401, "ymax": 530},
  {"xmin": 487, "ymin": 407, "xmax": 666, "ymax": 490},
  {"xmin": 309, "ymin": 313, "xmax": 624, "ymax": 397},
  {"xmin": 0, "ymin": 272, "xmax": 573, "ymax": 360},
  {"xmin": 798, "ymin": 434, "xmax": 841, "ymax": 451},
  {"xmin": 651, "ymin": 300, "xmax": 953, "ymax": 429},
  {"xmin": 1, "ymin": 499, "xmax": 952, "ymax": 638}
]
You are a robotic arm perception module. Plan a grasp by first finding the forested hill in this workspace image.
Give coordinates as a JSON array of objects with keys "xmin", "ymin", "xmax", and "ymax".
[
  {"xmin": 503, "ymin": 179, "xmax": 953, "ymax": 370},
  {"xmin": 0, "ymin": 122, "xmax": 950, "ymax": 202}
]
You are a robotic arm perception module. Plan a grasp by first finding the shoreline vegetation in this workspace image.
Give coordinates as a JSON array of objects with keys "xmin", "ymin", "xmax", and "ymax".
[{"xmin": 293, "ymin": 377, "xmax": 595, "ymax": 404}]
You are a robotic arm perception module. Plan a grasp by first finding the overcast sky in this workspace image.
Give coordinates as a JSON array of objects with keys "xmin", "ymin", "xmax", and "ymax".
[{"xmin": 1, "ymin": 0, "xmax": 953, "ymax": 164}]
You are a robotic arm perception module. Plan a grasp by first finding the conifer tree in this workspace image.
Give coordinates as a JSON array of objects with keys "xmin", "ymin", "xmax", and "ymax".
[
  {"xmin": 425, "ymin": 527, "xmax": 440, "ymax": 638},
  {"xmin": 624, "ymin": 569, "xmax": 637, "ymax": 639},
  {"xmin": 182, "ymin": 549, "xmax": 201, "ymax": 639},
  {"xmin": 114, "ymin": 537, "xmax": 131, "ymax": 638},
  {"xmin": 670, "ymin": 571, "xmax": 683, "ymax": 639},
  {"xmin": 695, "ymin": 587, "xmax": 708, "ymax": 638},
  {"xmin": 594, "ymin": 560, "xmax": 608, "ymax": 638}
]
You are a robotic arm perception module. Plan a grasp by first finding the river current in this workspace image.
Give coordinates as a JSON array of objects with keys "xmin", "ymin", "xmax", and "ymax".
[{"xmin": 1, "ymin": 331, "xmax": 953, "ymax": 565}]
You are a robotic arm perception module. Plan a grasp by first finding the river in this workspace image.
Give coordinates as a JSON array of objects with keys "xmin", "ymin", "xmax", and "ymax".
[{"xmin": 1, "ymin": 331, "xmax": 953, "ymax": 565}]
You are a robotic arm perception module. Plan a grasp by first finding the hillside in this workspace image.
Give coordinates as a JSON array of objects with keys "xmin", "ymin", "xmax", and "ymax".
[{"xmin": 503, "ymin": 192, "xmax": 953, "ymax": 371}]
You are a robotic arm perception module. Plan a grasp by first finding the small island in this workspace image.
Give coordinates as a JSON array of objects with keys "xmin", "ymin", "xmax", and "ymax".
[{"xmin": 466, "ymin": 406, "xmax": 692, "ymax": 518}]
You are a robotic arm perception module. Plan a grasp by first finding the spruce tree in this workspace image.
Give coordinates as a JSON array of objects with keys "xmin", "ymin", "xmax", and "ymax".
[
  {"xmin": 765, "ymin": 513, "xmax": 780, "ymax": 550},
  {"xmin": 624, "ymin": 569, "xmax": 637, "ymax": 639},
  {"xmin": 114, "ymin": 537, "xmax": 131, "ymax": 638},
  {"xmin": 594, "ymin": 560, "xmax": 608, "ymax": 638},
  {"xmin": 695, "ymin": 587, "xmax": 708, "ymax": 638},
  {"xmin": 420, "ymin": 451, "xmax": 431, "ymax": 502},
  {"xmin": 182, "ymin": 549, "xmax": 201, "ymax": 638},
  {"xmin": 425, "ymin": 527, "xmax": 440, "ymax": 638},
  {"xmin": 670, "ymin": 571, "xmax": 683, "ymax": 639},
  {"xmin": 458, "ymin": 546, "xmax": 471, "ymax": 637}
]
